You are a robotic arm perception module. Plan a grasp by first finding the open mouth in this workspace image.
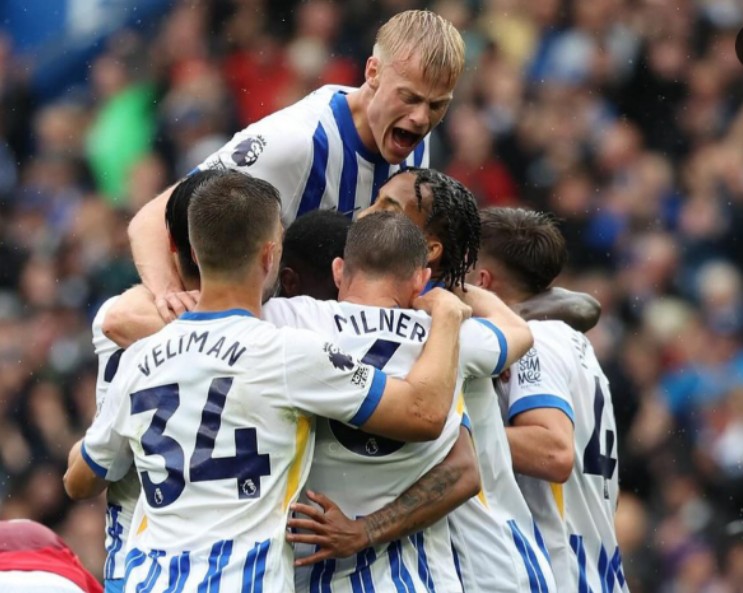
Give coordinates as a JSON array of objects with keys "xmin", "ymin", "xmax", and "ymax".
[{"xmin": 392, "ymin": 127, "xmax": 421, "ymax": 150}]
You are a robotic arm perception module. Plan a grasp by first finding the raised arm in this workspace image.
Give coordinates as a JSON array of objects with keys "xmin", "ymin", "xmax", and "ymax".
[
  {"xmin": 287, "ymin": 425, "xmax": 480, "ymax": 565},
  {"xmin": 515, "ymin": 287, "xmax": 601, "ymax": 333},
  {"xmin": 102, "ymin": 284, "xmax": 168, "ymax": 347},
  {"xmin": 457, "ymin": 284, "xmax": 533, "ymax": 368},
  {"xmin": 359, "ymin": 289, "xmax": 471, "ymax": 441},
  {"xmin": 128, "ymin": 184, "xmax": 192, "ymax": 321}
]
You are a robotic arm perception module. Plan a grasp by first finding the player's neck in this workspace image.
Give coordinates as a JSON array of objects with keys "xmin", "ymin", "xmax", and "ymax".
[
  {"xmin": 195, "ymin": 278, "xmax": 264, "ymax": 318},
  {"xmin": 339, "ymin": 276, "xmax": 411, "ymax": 309},
  {"xmin": 346, "ymin": 87, "xmax": 378, "ymax": 154}
]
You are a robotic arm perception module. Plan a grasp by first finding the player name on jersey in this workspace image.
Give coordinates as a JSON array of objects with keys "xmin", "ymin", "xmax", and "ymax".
[
  {"xmin": 334, "ymin": 309, "xmax": 427, "ymax": 342},
  {"xmin": 136, "ymin": 331, "xmax": 247, "ymax": 376}
]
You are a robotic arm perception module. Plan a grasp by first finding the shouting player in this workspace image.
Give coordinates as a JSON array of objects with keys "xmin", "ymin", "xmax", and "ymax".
[{"xmin": 127, "ymin": 10, "xmax": 465, "ymax": 321}]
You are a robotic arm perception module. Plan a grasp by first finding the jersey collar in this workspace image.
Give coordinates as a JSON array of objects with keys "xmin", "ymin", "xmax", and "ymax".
[
  {"xmin": 331, "ymin": 91, "xmax": 387, "ymax": 165},
  {"xmin": 421, "ymin": 280, "xmax": 446, "ymax": 295},
  {"xmin": 180, "ymin": 309, "xmax": 255, "ymax": 321}
]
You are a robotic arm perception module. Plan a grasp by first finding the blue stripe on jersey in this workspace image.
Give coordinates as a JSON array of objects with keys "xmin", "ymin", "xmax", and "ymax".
[
  {"xmin": 350, "ymin": 547, "xmax": 377, "ymax": 593},
  {"xmin": 472, "ymin": 318, "xmax": 508, "ymax": 375},
  {"xmin": 611, "ymin": 548, "xmax": 626, "ymax": 589},
  {"xmin": 297, "ymin": 122, "xmax": 330, "ymax": 217},
  {"xmin": 198, "ymin": 539, "xmax": 234, "ymax": 593},
  {"xmin": 569, "ymin": 535, "xmax": 591, "ymax": 593},
  {"xmin": 330, "ymin": 92, "xmax": 386, "ymax": 164},
  {"xmin": 508, "ymin": 395, "xmax": 575, "ymax": 424},
  {"xmin": 124, "ymin": 548, "xmax": 147, "ymax": 584},
  {"xmin": 104, "ymin": 348, "xmax": 125, "ymax": 383},
  {"xmin": 388, "ymin": 540, "xmax": 416, "ymax": 593},
  {"xmin": 349, "ymin": 368, "xmax": 387, "ymax": 427},
  {"xmin": 410, "ymin": 532, "xmax": 436, "ymax": 593},
  {"xmin": 81, "ymin": 441, "xmax": 109, "ymax": 478},
  {"xmin": 599, "ymin": 545, "xmax": 615, "ymax": 593},
  {"xmin": 164, "ymin": 552, "xmax": 191, "ymax": 593},
  {"xmin": 104, "ymin": 505, "xmax": 124, "ymax": 580},
  {"xmin": 309, "ymin": 558, "xmax": 336, "ymax": 593},
  {"xmin": 533, "ymin": 522, "xmax": 552, "ymax": 567},
  {"xmin": 413, "ymin": 142, "xmax": 425, "ymax": 167},
  {"xmin": 138, "ymin": 550, "xmax": 166, "ymax": 593},
  {"xmin": 180, "ymin": 309, "xmax": 255, "ymax": 321},
  {"xmin": 370, "ymin": 162, "xmax": 391, "ymax": 206},
  {"xmin": 241, "ymin": 539, "xmax": 270, "ymax": 593},
  {"xmin": 461, "ymin": 413, "xmax": 473, "ymax": 433},
  {"xmin": 330, "ymin": 93, "xmax": 360, "ymax": 216},
  {"xmin": 451, "ymin": 543, "xmax": 464, "ymax": 591},
  {"xmin": 508, "ymin": 520, "xmax": 545, "ymax": 593}
]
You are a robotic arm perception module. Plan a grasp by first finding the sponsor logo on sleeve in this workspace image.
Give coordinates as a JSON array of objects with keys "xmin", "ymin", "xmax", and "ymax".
[{"xmin": 517, "ymin": 348, "xmax": 541, "ymax": 385}]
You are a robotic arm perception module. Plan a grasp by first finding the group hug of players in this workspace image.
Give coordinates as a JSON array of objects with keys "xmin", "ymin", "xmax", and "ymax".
[{"xmin": 62, "ymin": 9, "xmax": 629, "ymax": 593}]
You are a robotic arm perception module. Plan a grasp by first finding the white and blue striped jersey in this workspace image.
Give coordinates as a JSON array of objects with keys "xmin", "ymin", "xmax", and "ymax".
[
  {"xmin": 450, "ymin": 378, "xmax": 557, "ymax": 593},
  {"xmin": 81, "ymin": 309, "xmax": 389, "ymax": 593},
  {"xmin": 91, "ymin": 297, "xmax": 141, "ymax": 584},
  {"xmin": 263, "ymin": 296, "xmax": 509, "ymax": 593},
  {"xmin": 197, "ymin": 85, "xmax": 429, "ymax": 223},
  {"xmin": 498, "ymin": 321, "xmax": 628, "ymax": 593}
]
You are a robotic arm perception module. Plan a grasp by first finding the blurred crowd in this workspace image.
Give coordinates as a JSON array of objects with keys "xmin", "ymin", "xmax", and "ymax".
[{"xmin": 0, "ymin": 0, "xmax": 742, "ymax": 590}]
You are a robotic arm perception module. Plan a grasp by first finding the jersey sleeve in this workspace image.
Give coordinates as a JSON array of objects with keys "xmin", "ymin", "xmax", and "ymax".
[
  {"xmin": 503, "ymin": 323, "xmax": 575, "ymax": 424},
  {"xmin": 281, "ymin": 328, "xmax": 387, "ymax": 427},
  {"xmin": 92, "ymin": 296, "xmax": 125, "ymax": 411},
  {"xmin": 195, "ymin": 117, "xmax": 313, "ymax": 223},
  {"xmin": 82, "ymin": 352, "xmax": 136, "ymax": 482},
  {"xmin": 458, "ymin": 318, "xmax": 509, "ymax": 378}
]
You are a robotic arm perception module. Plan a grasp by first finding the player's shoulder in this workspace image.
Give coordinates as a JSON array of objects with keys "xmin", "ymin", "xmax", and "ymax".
[
  {"xmin": 528, "ymin": 319, "xmax": 579, "ymax": 344},
  {"xmin": 91, "ymin": 295, "xmax": 121, "ymax": 335},
  {"xmin": 249, "ymin": 85, "xmax": 353, "ymax": 133}
]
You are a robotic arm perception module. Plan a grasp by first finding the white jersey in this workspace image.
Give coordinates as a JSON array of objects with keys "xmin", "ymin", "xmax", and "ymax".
[
  {"xmin": 197, "ymin": 85, "xmax": 430, "ymax": 223},
  {"xmin": 263, "ymin": 297, "xmax": 509, "ymax": 593},
  {"xmin": 449, "ymin": 378, "xmax": 556, "ymax": 593},
  {"xmin": 82, "ymin": 309, "xmax": 389, "ymax": 593},
  {"xmin": 498, "ymin": 321, "xmax": 628, "ymax": 593},
  {"xmin": 91, "ymin": 297, "xmax": 141, "ymax": 583}
]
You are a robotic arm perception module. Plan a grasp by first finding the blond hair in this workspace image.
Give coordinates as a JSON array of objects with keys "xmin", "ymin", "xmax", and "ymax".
[{"xmin": 373, "ymin": 10, "xmax": 465, "ymax": 88}]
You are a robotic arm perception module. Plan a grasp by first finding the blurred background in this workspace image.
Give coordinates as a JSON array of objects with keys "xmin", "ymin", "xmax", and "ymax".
[{"xmin": 0, "ymin": 0, "xmax": 742, "ymax": 589}]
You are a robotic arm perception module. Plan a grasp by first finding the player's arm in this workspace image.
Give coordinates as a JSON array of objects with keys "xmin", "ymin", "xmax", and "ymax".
[
  {"xmin": 506, "ymin": 409, "xmax": 574, "ymax": 482},
  {"xmin": 64, "ymin": 439, "xmax": 108, "ymax": 499},
  {"xmin": 514, "ymin": 287, "xmax": 601, "ymax": 333},
  {"xmin": 102, "ymin": 284, "xmax": 173, "ymax": 347},
  {"xmin": 358, "ymin": 289, "xmax": 471, "ymax": 441},
  {"xmin": 287, "ymin": 425, "xmax": 480, "ymax": 565},
  {"xmin": 456, "ymin": 284, "xmax": 533, "ymax": 369}
]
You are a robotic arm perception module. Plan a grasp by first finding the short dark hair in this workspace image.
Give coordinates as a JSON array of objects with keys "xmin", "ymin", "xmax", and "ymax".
[
  {"xmin": 188, "ymin": 170, "xmax": 281, "ymax": 277},
  {"xmin": 281, "ymin": 209, "xmax": 351, "ymax": 283},
  {"xmin": 344, "ymin": 212, "xmax": 428, "ymax": 280},
  {"xmin": 479, "ymin": 207, "xmax": 567, "ymax": 295},
  {"xmin": 282, "ymin": 210, "xmax": 352, "ymax": 276},
  {"xmin": 165, "ymin": 169, "xmax": 225, "ymax": 282},
  {"xmin": 384, "ymin": 167, "xmax": 480, "ymax": 290}
]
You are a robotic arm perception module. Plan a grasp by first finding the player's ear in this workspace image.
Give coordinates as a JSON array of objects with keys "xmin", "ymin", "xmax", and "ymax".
[
  {"xmin": 190, "ymin": 247, "xmax": 199, "ymax": 267},
  {"xmin": 279, "ymin": 267, "xmax": 300, "ymax": 298},
  {"xmin": 413, "ymin": 267, "xmax": 432, "ymax": 295},
  {"xmin": 331, "ymin": 257, "xmax": 344, "ymax": 289},
  {"xmin": 471, "ymin": 267, "xmax": 492, "ymax": 289},
  {"xmin": 426, "ymin": 239, "xmax": 443, "ymax": 268},
  {"xmin": 168, "ymin": 232, "xmax": 178, "ymax": 254},
  {"xmin": 366, "ymin": 56, "xmax": 381, "ymax": 91}
]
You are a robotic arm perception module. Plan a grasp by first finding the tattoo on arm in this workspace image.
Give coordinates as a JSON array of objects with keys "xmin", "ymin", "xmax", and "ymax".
[{"xmin": 363, "ymin": 464, "xmax": 461, "ymax": 546}]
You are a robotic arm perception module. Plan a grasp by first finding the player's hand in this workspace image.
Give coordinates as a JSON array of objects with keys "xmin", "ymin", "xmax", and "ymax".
[
  {"xmin": 155, "ymin": 290, "xmax": 200, "ymax": 322},
  {"xmin": 413, "ymin": 287, "xmax": 472, "ymax": 322},
  {"xmin": 286, "ymin": 490, "xmax": 370, "ymax": 566}
]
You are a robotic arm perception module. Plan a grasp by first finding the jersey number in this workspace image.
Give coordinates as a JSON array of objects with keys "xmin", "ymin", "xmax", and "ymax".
[
  {"xmin": 329, "ymin": 339, "xmax": 405, "ymax": 457},
  {"xmin": 130, "ymin": 378, "xmax": 271, "ymax": 507},
  {"xmin": 582, "ymin": 377, "xmax": 617, "ymax": 481}
]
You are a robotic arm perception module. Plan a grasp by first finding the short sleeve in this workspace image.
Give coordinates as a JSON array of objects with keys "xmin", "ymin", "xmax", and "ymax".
[
  {"xmin": 502, "ymin": 323, "xmax": 574, "ymax": 424},
  {"xmin": 459, "ymin": 318, "xmax": 509, "ymax": 378},
  {"xmin": 281, "ymin": 328, "xmax": 387, "ymax": 427},
  {"xmin": 82, "ymin": 353, "xmax": 136, "ymax": 482},
  {"xmin": 92, "ymin": 296, "xmax": 125, "ymax": 410},
  {"xmin": 196, "ymin": 118, "xmax": 313, "ymax": 223}
]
